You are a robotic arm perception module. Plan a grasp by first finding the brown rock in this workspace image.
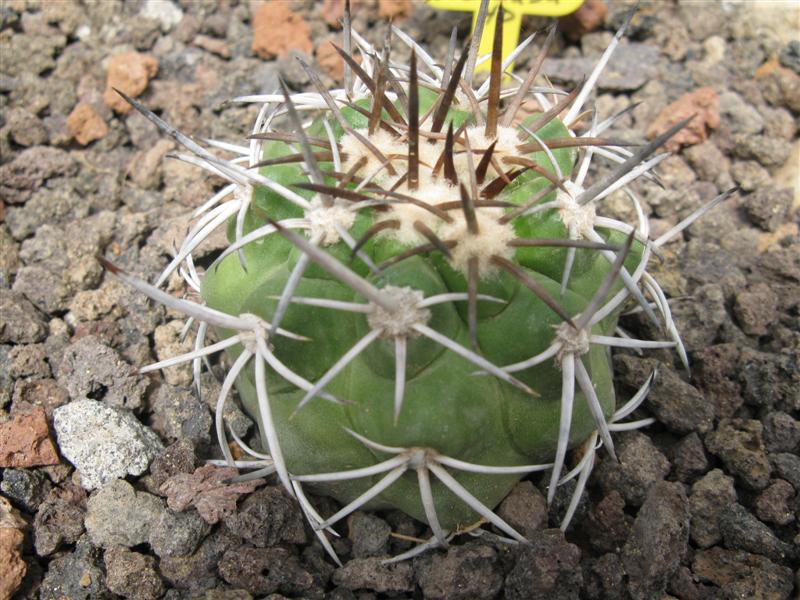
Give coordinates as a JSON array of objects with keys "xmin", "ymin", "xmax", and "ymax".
[
  {"xmin": 316, "ymin": 39, "xmax": 345, "ymax": 81},
  {"xmin": 193, "ymin": 34, "xmax": 231, "ymax": 59},
  {"xmin": 559, "ymin": 0, "xmax": 608, "ymax": 39},
  {"xmin": 251, "ymin": 2, "xmax": 312, "ymax": 60},
  {"xmin": 379, "ymin": 0, "xmax": 412, "ymax": 20},
  {"xmin": 103, "ymin": 52, "xmax": 159, "ymax": 114},
  {"xmin": 66, "ymin": 102, "xmax": 109, "ymax": 146},
  {"xmin": 0, "ymin": 497, "xmax": 27, "ymax": 600},
  {"xmin": 0, "ymin": 406, "xmax": 60, "ymax": 468},
  {"xmin": 322, "ymin": 0, "xmax": 358, "ymax": 28},
  {"xmin": 646, "ymin": 87, "xmax": 720, "ymax": 152}
]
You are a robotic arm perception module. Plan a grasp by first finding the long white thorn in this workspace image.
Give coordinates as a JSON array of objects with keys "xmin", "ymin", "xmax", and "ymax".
[
  {"xmin": 215, "ymin": 348, "xmax": 252, "ymax": 467},
  {"xmin": 574, "ymin": 358, "xmax": 616, "ymax": 461},
  {"xmin": 548, "ymin": 353, "xmax": 575, "ymax": 504},
  {"xmin": 436, "ymin": 455, "xmax": 552, "ymax": 475},
  {"xmin": 560, "ymin": 433, "xmax": 598, "ymax": 530},
  {"xmin": 292, "ymin": 454, "xmax": 410, "ymax": 483},
  {"xmin": 292, "ymin": 481, "xmax": 342, "ymax": 567},
  {"xmin": 394, "ymin": 336, "xmax": 407, "ymax": 423},
  {"xmin": 416, "ymin": 465, "xmax": 447, "ymax": 545}
]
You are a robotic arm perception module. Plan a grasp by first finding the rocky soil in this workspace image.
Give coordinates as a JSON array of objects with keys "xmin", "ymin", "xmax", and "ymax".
[{"xmin": 0, "ymin": 0, "xmax": 798, "ymax": 598}]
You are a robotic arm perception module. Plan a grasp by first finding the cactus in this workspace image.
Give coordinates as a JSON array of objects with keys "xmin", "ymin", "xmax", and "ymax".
[{"xmin": 104, "ymin": 3, "xmax": 732, "ymax": 562}]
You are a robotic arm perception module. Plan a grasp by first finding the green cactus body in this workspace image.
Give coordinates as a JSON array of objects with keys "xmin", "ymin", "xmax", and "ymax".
[{"xmin": 199, "ymin": 86, "xmax": 633, "ymax": 529}]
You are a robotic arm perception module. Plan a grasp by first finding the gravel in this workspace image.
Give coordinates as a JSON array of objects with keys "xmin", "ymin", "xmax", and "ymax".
[{"xmin": 2, "ymin": 1, "xmax": 798, "ymax": 597}]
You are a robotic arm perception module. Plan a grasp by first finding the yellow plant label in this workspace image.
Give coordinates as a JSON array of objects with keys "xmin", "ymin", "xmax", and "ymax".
[{"xmin": 426, "ymin": 0, "xmax": 584, "ymax": 72}]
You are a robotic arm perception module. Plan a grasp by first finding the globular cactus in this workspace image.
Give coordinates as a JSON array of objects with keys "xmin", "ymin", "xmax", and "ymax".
[{"xmin": 105, "ymin": 3, "xmax": 732, "ymax": 563}]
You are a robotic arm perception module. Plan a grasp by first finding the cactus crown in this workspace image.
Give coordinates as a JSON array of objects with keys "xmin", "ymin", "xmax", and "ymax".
[{"xmin": 106, "ymin": 1, "xmax": 733, "ymax": 564}]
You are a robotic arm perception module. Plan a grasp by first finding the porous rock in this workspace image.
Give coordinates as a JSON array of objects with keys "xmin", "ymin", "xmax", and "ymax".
[
  {"xmin": 505, "ymin": 529, "xmax": 582, "ymax": 600},
  {"xmin": 34, "ymin": 483, "xmax": 87, "ymax": 556},
  {"xmin": 84, "ymin": 479, "xmax": 164, "ymax": 548},
  {"xmin": 692, "ymin": 546, "xmax": 793, "ymax": 600},
  {"xmin": 218, "ymin": 545, "xmax": 314, "ymax": 596},
  {"xmin": 104, "ymin": 546, "xmax": 165, "ymax": 600},
  {"xmin": 0, "ymin": 288, "xmax": 48, "ymax": 344},
  {"xmin": 346, "ymin": 511, "xmax": 390, "ymax": 558},
  {"xmin": 622, "ymin": 481, "xmax": 690, "ymax": 600},
  {"xmin": 414, "ymin": 542, "xmax": 503, "ymax": 600},
  {"xmin": 53, "ymin": 399, "xmax": 163, "ymax": 490},
  {"xmin": 224, "ymin": 485, "xmax": 306, "ymax": 548},
  {"xmin": 332, "ymin": 557, "xmax": 414, "ymax": 594},
  {"xmin": 149, "ymin": 508, "xmax": 210, "ymax": 558},
  {"xmin": 705, "ymin": 418, "xmax": 772, "ymax": 490},
  {"xmin": 718, "ymin": 502, "xmax": 795, "ymax": 563},
  {"xmin": 0, "ymin": 497, "xmax": 27, "ymax": 600},
  {"xmin": 689, "ymin": 468, "xmax": 737, "ymax": 548},
  {"xmin": 39, "ymin": 536, "xmax": 107, "ymax": 600},
  {"xmin": 0, "ymin": 406, "xmax": 60, "ymax": 468}
]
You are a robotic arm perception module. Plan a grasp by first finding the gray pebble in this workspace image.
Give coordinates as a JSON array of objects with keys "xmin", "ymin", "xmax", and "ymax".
[
  {"xmin": 770, "ymin": 453, "xmax": 800, "ymax": 492},
  {"xmin": 754, "ymin": 480, "xmax": 796, "ymax": 526},
  {"xmin": 719, "ymin": 502, "xmax": 795, "ymax": 563},
  {"xmin": 762, "ymin": 412, "xmax": 800, "ymax": 454},
  {"xmin": 85, "ymin": 479, "xmax": 165, "ymax": 548},
  {"xmin": 33, "ymin": 483, "xmax": 87, "ymax": 557},
  {"xmin": 415, "ymin": 542, "xmax": 503, "ymax": 600},
  {"xmin": 692, "ymin": 546, "xmax": 794, "ymax": 600},
  {"xmin": 543, "ymin": 43, "xmax": 659, "ymax": 92},
  {"xmin": 689, "ymin": 468, "xmax": 737, "ymax": 548},
  {"xmin": 496, "ymin": 480, "xmax": 548, "ymax": 539},
  {"xmin": 332, "ymin": 557, "xmax": 413, "ymax": 594},
  {"xmin": 218, "ymin": 545, "xmax": 314, "ymax": 597},
  {"xmin": 0, "ymin": 288, "xmax": 48, "ymax": 343},
  {"xmin": 224, "ymin": 485, "xmax": 306, "ymax": 548},
  {"xmin": 505, "ymin": 529, "xmax": 582, "ymax": 600},
  {"xmin": 670, "ymin": 432, "xmax": 710, "ymax": 483},
  {"xmin": 0, "ymin": 467, "xmax": 51, "ymax": 513},
  {"xmin": 104, "ymin": 545, "xmax": 165, "ymax": 600},
  {"xmin": 347, "ymin": 511, "xmax": 390, "ymax": 558},
  {"xmin": 150, "ymin": 384, "xmax": 213, "ymax": 451},
  {"xmin": 53, "ymin": 399, "xmax": 163, "ymax": 490},
  {"xmin": 705, "ymin": 419, "xmax": 772, "ymax": 490},
  {"xmin": 39, "ymin": 536, "xmax": 107, "ymax": 600},
  {"xmin": 149, "ymin": 508, "xmax": 211, "ymax": 557}
]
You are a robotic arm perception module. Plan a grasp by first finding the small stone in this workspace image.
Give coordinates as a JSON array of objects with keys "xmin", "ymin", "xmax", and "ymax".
[
  {"xmin": 682, "ymin": 141, "xmax": 731, "ymax": 187},
  {"xmin": 66, "ymin": 102, "xmax": 108, "ymax": 146},
  {"xmin": 415, "ymin": 542, "xmax": 503, "ymax": 600},
  {"xmin": 193, "ymin": 34, "xmax": 231, "ymax": 59},
  {"xmin": 33, "ymin": 483, "xmax": 87, "ymax": 556},
  {"xmin": 8, "ymin": 343, "xmax": 50, "ymax": 379},
  {"xmin": 346, "ymin": 511, "xmax": 390, "ymax": 558},
  {"xmin": 251, "ymin": 2, "xmax": 312, "ymax": 60},
  {"xmin": 594, "ymin": 430, "xmax": 671, "ymax": 507},
  {"xmin": 0, "ymin": 288, "xmax": 47, "ymax": 343},
  {"xmin": 559, "ymin": 0, "xmax": 608, "ymax": 39},
  {"xmin": 733, "ymin": 282, "xmax": 779, "ymax": 336},
  {"xmin": 5, "ymin": 107, "xmax": 48, "ymax": 147},
  {"xmin": 719, "ymin": 503, "xmax": 796, "ymax": 563},
  {"xmin": 731, "ymin": 159, "xmax": 771, "ymax": 192},
  {"xmin": 85, "ymin": 479, "xmax": 165, "ymax": 548},
  {"xmin": 646, "ymin": 87, "xmax": 719, "ymax": 152},
  {"xmin": 149, "ymin": 508, "xmax": 210, "ymax": 557},
  {"xmin": 584, "ymin": 491, "xmax": 630, "ymax": 554},
  {"xmin": 224, "ymin": 485, "xmax": 306, "ymax": 548},
  {"xmin": 151, "ymin": 319, "xmax": 194, "ymax": 385},
  {"xmin": 705, "ymin": 419, "xmax": 772, "ymax": 491},
  {"xmin": 56, "ymin": 335, "xmax": 148, "ymax": 412},
  {"xmin": 0, "ymin": 146, "xmax": 77, "ymax": 204},
  {"xmin": 583, "ymin": 553, "xmax": 626, "ymax": 600},
  {"xmin": 219, "ymin": 545, "xmax": 314, "ymax": 596},
  {"xmin": 139, "ymin": 0, "xmax": 183, "ymax": 32},
  {"xmin": 104, "ymin": 546, "xmax": 165, "ymax": 600},
  {"xmin": 718, "ymin": 91, "xmax": 764, "ymax": 135},
  {"xmin": 689, "ymin": 468, "xmax": 737, "ymax": 548},
  {"xmin": 0, "ymin": 497, "xmax": 27, "ymax": 600},
  {"xmin": 103, "ymin": 52, "xmax": 159, "ymax": 114},
  {"xmin": 505, "ymin": 529, "xmax": 582, "ymax": 600},
  {"xmin": 53, "ymin": 399, "xmax": 164, "ymax": 490},
  {"xmin": 754, "ymin": 480, "xmax": 796, "ymax": 526},
  {"xmin": 733, "ymin": 133, "xmax": 792, "ymax": 168},
  {"xmin": 39, "ymin": 536, "xmax": 107, "ymax": 600},
  {"xmin": 763, "ymin": 412, "xmax": 800, "ymax": 454},
  {"xmin": 148, "ymin": 438, "xmax": 198, "ymax": 492},
  {"xmin": 321, "ymin": 0, "xmax": 354, "ymax": 28},
  {"xmin": 742, "ymin": 187, "xmax": 794, "ymax": 232},
  {"xmin": 543, "ymin": 43, "xmax": 658, "ymax": 92},
  {"xmin": 378, "ymin": 0, "xmax": 412, "ymax": 20},
  {"xmin": 0, "ymin": 467, "xmax": 51, "ymax": 513},
  {"xmin": 150, "ymin": 384, "xmax": 212, "ymax": 451},
  {"xmin": 12, "ymin": 379, "xmax": 69, "ymax": 419},
  {"xmin": 670, "ymin": 432, "xmax": 709, "ymax": 483},
  {"xmin": 496, "ymin": 480, "xmax": 548, "ymax": 539},
  {"xmin": 779, "ymin": 39, "xmax": 800, "ymax": 74},
  {"xmin": 332, "ymin": 557, "xmax": 413, "ymax": 594},
  {"xmin": 738, "ymin": 349, "xmax": 798, "ymax": 411},
  {"xmin": 614, "ymin": 355, "xmax": 713, "ymax": 435},
  {"xmin": 622, "ymin": 481, "xmax": 690, "ymax": 600},
  {"xmin": 692, "ymin": 546, "xmax": 794, "ymax": 600},
  {"xmin": 693, "ymin": 343, "xmax": 743, "ymax": 418},
  {"xmin": 0, "ymin": 407, "xmax": 60, "ymax": 468},
  {"xmin": 770, "ymin": 453, "xmax": 800, "ymax": 494},
  {"xmin": 159, "ymin": 526, "xmax": 238, "ymax": 593}
]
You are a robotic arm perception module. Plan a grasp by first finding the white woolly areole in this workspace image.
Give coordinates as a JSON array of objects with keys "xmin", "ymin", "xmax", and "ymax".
[
  {"xmin": 554, "ymin": 322, "xmax": 590, "ymax": 363},
  {"xmin": 438, "ymin": 209, "xmax": 516, "ymax": 274},
  {"xmin": 380, "ymin": 179, "xmax": 459, "ymax": 245},
  {"xmin": 557, "ymin": 181, "xmax": 595, "ymax": 238},
  {"xmin": 306, "ymin": 197, "xmax": 356, "ymax": 246},
  {"xmin": 459, "ymin": 125, "xmax": 521, "ymax": 179},
  {"xmin": 367, "ymin": 286, "xmax": 430, "ymax": 338}
]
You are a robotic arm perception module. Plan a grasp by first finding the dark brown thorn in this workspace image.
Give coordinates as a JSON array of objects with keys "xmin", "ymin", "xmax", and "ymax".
[
  {"xmin": 292, "ymin": 181, "xmax": 372, "ymax": 203},
  {"xmin": 343, "ymin": 0, "xmax": 353, "ymax": 95},
  {"xmin": 342, "ymin": 101, "xmax": 400, "ymax": 136},
  {"xmin": 250, "ymin": 152, "xmax": 335, "ymax": 169},
  {"xmin": 489, "ymin": 155, "xmax": 510, "ymax": 183},
  {"xmin": 524, "ymin": 81, "xmax": 583, "ymax": 135},
  {"xmin": 443, "ymin": 122, "xmax": 458, "ymax": 185},
  {"xmin": 298, "ymin": 55, "xmax": 397, "ymax": 176},
  {"xmin": 574, "ymin": 230, "xmax": 635, "ymax": 331},
  {"xmin": 482, "ymin": 168, "xmax": 527, "ymax": 200},
  {"xmin": 370, "ymin": 188, "xmax": 454, "ymax": 222},
  {"xmin": 331, "ymin": 44, "xmax": 406, "ymax": 124},
  {"xmin": 498, "ymin": 181, "xmax": 558, "ymax": 223},
  {"xmin": 431, "ymin": 121, "xmax": 467, "ymax": 179},
  {"xmin": 485, "ymin": 2, "xmax": 504, "ymax": 139},
  {"xmin": 351, "ymin": 219, "xmax": 399, "ymax": 258},
  {"xmin": 462, "ymin": 129, "xmax": 480, "ymax": 205},
  {"xmin": 459, "ymin": 183, "xmax": 479, "ymax": 235},
  {"xmin": 430, "ymin": 40, "xmax": 470, "ymax": 134},
  {"xmin": 516, "ymin": 136, "xmax": 638, "ymax": 154},
  {"xmin": 413, "ymin": 220, "xmax": 453, "ymax": 259},
  {"xmin": 96, "ymin": 255, "xmax": 122, "ymax": 275},
  {"xmin": 389, "ymin": 172, "xmax": 407, "ymax": 193},
  {"xmin": 508, "ymin": 238, "xmax": 621, "ymax": 251},
  {"xmin": 501, "ymin": 156, "xmax": 568, "ymax": 192},
  {"xmin": 339, "ymin": 156, "xmax": 367, "ymax": 188},
  {"xmin": 435, "ymin": 199, "xmax": 514, "ymax": 211},
  {"xmin": 248, "ymin": 131, "xmax": 332, "ymax": 148},
  {"xmin": 408, "ymin": 50, "xmax": 420, "ymax": 190},
  {"xmin": 378, "ymin": 241, "xmax": 457, "ymax": 271},
  {"xmin": 502, "ymin": 23, "xmax": 557, "ymax": 128},
  {"xmin": 490, "ymin": 255, "xmax": 576, "ymax": 327},
  {"xmin": 475, "ymin": 140, "xmax": 497, "ymax": 185},
  {"xmin": 575, "ymin": 114, "xmax": 695, "ymax": 206},
  {"xmin": 368, "ymin": 61, "xmax": 388, "ymax": 136},
  {"xmin": 467, "ymin": 256, "xmax": 479, "ymax": 350}
]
